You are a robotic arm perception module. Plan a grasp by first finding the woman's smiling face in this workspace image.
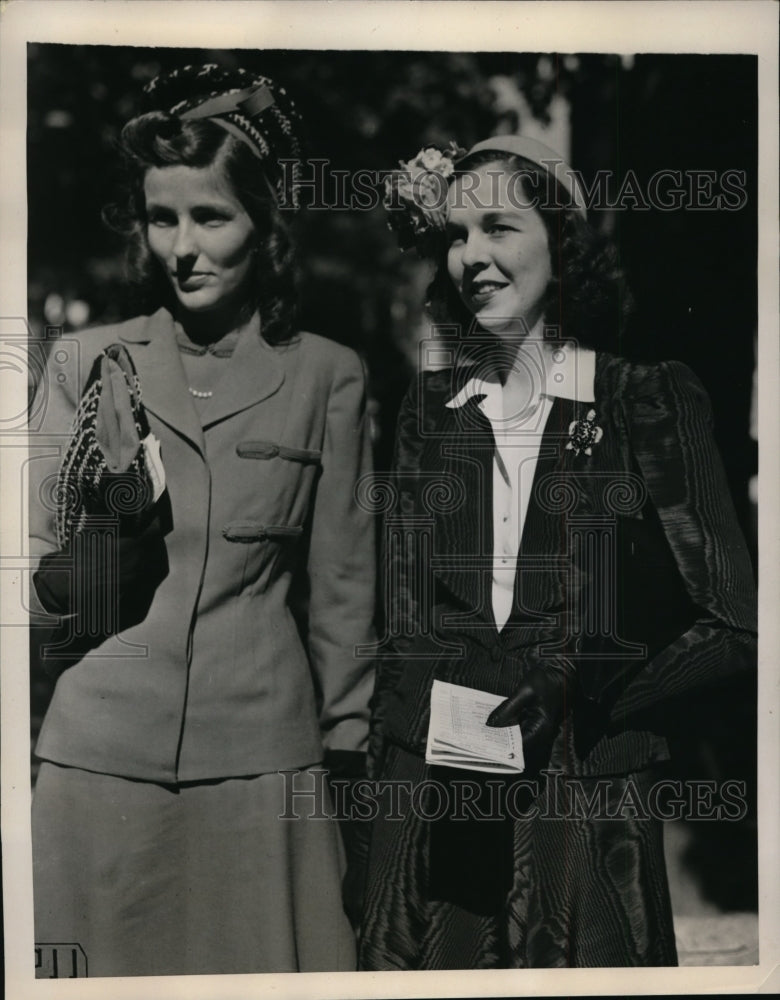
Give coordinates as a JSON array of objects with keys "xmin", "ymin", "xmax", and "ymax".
[
  {"xmin": 446, "ymin": 162, "xmax": 552, "ymax": 339},
  {"xmin": 144, "ymin": 163, "xmax": 257, "ymax": 315}
]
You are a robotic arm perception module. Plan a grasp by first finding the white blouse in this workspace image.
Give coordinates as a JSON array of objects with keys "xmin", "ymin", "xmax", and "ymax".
[{"xmin": 445, "ymin": 342, "xmax": 596, "ymax": 629}]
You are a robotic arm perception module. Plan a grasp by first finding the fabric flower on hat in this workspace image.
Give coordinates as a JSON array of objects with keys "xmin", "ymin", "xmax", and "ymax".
[
  {"xmin": 416, "ymin": 146, "xmax": 457, "ymax": 175},
  {"xmin": 384, "ymin": 141, "xmax": 465, "ymax": 253}
]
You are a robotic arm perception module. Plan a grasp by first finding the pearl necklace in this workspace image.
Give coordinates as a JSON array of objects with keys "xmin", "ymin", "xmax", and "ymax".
[{"xmin": 177, "ymin": 317, "xmax": 252, "ymax": 403}]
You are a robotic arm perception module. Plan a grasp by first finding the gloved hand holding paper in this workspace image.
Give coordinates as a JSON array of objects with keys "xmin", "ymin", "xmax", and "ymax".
[{"xmin": 425, "ymin": 680, "xmax": 525, "ymax": 774}]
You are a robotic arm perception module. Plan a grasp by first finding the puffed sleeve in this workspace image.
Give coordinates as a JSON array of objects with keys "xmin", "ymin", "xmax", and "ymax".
[
  {"xmin": 609, "ymin": 359, "xmax": 756, "ymax": 718},
  {"xmin": 306, "ymin": 348, "xmax": 377, "ymax": 754}
]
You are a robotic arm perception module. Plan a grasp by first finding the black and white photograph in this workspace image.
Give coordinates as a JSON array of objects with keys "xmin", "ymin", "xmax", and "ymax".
[{"xmin": 1, "ymin": 2, "xmax": 778, "ymax": 997}]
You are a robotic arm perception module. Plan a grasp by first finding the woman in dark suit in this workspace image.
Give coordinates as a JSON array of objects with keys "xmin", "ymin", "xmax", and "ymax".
[
  {"xmin": 29, "ymin": 65, "xmax": 375, "ymax": 976},
  {"xmin": 359, "ymin": 136, "xmax": 756, "ymax": 968}
]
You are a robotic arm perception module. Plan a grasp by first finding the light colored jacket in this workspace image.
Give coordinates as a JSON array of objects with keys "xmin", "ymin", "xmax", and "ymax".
[{"xmin": 29, "ymin": 307, "xmax": 376, "ymax": 782}]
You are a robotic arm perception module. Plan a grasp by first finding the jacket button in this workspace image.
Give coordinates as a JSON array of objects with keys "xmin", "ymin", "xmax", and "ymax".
[{"xmin": 490, "ymin": 647, "xmax": 503, "ymax": 663}]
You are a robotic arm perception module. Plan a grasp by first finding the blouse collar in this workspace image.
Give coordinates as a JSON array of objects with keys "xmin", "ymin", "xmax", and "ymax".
[{"xmin": 444, "ymin": 340, "xmax": 596, "ymax": 411}]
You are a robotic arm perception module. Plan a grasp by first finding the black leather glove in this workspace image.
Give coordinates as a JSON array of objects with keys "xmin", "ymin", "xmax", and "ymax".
[
  {"xmin": 32, "ymin": 504, "xmax": 169, "ymax": 673},
  {"xmin": 323, "ymin": 749, "xmax": 372, "ymax": 934},
  {"xmin": 486, "ymin": 661, "xmax": 573, "ymax": 773}
]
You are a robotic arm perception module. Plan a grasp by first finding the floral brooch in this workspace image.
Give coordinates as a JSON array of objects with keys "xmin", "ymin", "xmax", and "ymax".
[
  {"xmin": 566, "ymin": 408, "xmax": 603, "ymax": 457},
  {"xmin": 383, "ymin": 141, "xmax": 466, "ymax": 253}
]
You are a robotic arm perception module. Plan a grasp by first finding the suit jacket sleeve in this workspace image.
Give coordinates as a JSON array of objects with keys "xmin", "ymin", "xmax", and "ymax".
[
  {"xmin": 609, "ymin": 359, "xmax": 757, "ymax": 718},
  {"xmin": 28, "ymin": 339, "xmax": 85, "ymax": 619},
  {"xmin": 306, "ymin": 348, "xmax": 377, "ymax": 754}
]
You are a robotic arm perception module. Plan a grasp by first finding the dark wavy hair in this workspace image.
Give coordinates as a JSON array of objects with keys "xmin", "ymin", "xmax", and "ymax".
[
  {"xmin": 104, "ymin": 112, "xmax": 297, "ymax": 344},
  {"xmin": 426, "ymin": 151, "xmax": 632, "ymax": 354}
]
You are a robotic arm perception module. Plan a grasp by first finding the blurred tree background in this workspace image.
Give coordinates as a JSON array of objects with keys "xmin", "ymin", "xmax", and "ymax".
[{"xmin": 28, "ymin": 45, "xmax": 758, "ymax": 913}]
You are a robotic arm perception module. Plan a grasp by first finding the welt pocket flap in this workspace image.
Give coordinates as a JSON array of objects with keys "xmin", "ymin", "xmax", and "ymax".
[
  {"xmin": 222, "ymin": 521, "xmax": 304, "ymax": 543},
  {"xmin": 236, "ymin": 440, "xmax": 322, "ymax": 465}
]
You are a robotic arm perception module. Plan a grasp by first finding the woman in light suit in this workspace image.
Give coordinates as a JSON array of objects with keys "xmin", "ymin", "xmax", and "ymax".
[
  {"xmin": 29, "ymin": 64, "xmax": 375, "ymax": 976},
  {"xmin": 360, "ymin": 136, "xmax": 756, "ymax": 968}
]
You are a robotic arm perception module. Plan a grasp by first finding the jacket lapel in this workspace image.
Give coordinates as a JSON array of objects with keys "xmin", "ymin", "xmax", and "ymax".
[
  {"xmin": 427, "ymin": 395, "xmax": 496, "ymax": 620},
  {"xmin": 119, "ymin": 310, "xmax": 286, "ymax": 451},
  {"xmin": 119, "ymin": 309, "xmax": 206, "ymax": 457},
  {"xmin": 199, "ymin": 324, "xmax": 285, "ymax": 429}
]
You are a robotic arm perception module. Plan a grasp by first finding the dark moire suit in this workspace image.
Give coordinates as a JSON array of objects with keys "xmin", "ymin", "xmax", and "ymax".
[{"xmin": 360, "ymin": 351, "xmax": 756, "ymax": 969}]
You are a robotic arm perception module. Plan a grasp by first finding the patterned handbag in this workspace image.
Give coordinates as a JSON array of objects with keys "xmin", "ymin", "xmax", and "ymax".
[{"xmin": 55, "ymin": 343, "xmax": 165, "ymax": 548}]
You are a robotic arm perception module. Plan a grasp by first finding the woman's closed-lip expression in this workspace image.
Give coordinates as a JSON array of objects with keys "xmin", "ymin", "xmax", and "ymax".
[
  {"xmin": 144, "ymin": 164, "xmax": 257, "ymax": 315},
  {"xmin": 175, "ymin": 272, "xmax": 212, "ymax": 289}
]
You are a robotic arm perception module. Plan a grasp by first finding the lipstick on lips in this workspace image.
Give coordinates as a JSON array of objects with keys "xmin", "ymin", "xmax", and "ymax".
[
  {"xmin": 175, "ymin": 271, "xmax": 211, "ymax": 290},
  {"xmin": 469, "ymin": 278, "xmax": 508, "ymax": 304}
]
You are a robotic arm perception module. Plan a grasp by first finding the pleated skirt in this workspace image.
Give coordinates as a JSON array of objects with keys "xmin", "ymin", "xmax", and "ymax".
[
  {"xmin": 359, "ymin": 742, "xmax": 678, "ymax": 970},
  {"xmin": 32, "ymin": 761, "xmax": 356, "ymax": 977}
]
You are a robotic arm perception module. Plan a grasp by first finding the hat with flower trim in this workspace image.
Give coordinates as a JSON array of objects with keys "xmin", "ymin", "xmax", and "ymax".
[{"xmin": 384, "ymin": 133, "xmax": 587, "ymax": 254}]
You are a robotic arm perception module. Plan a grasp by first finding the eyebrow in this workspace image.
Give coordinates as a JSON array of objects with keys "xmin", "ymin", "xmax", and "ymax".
[
  {"xmin": 445, "ymin": 210, "xmax": 520, "ymax": 229},
  {"xmin": 145, "ymin": 200, "xmax": 234, "ymax": 212}
]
